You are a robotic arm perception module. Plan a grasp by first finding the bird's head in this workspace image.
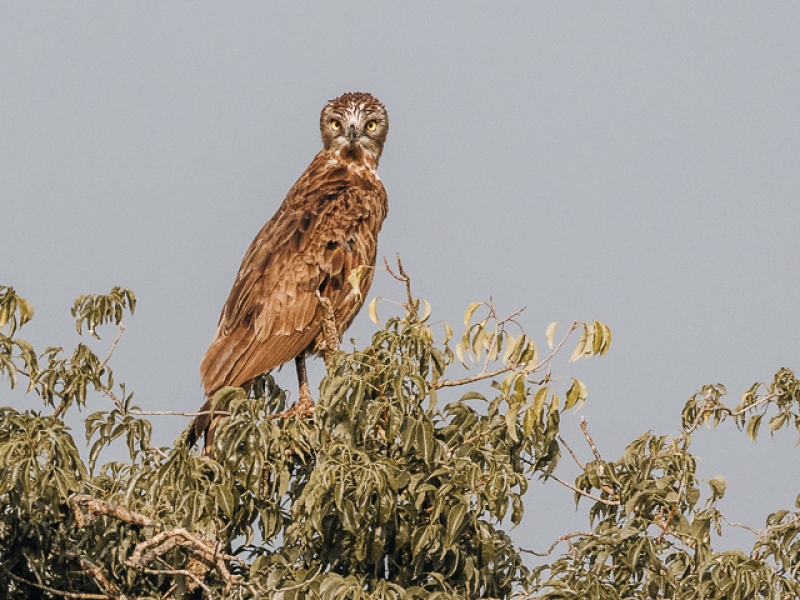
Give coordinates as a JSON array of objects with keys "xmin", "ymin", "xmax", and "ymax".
[{"xmin": 320, "ymin": 92, "xmax": 388, "ymax": 167}]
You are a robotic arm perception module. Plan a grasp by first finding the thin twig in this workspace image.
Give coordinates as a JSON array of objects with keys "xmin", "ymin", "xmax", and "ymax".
[
  {"xmin": 433, "ymin": 364, "xmax": 520, "ymax": 389},
  {"xmin": 520, "ymin": 531, "xmax": 594, "ymax": 557},
  {"xmin": 558, "ymin": 434, "xmax": 584, "ymax": 470},
  {"xmin": 127, "ymin": 409, "xmax": 231, "ymax": 418},
  {"xmin": 383, "ymin": 254, "xmax": 419, "ymax": 322},
  {"xmin": 433, "ymin": 322, "xmax": 579, "ymax": 390},
  {"xmin": 683, "ymin": 390, "xmax": 779, "ymax": 436},
  {"xmin": 655, "ymin": 475, "xmax": 683, "ymax": 542},
  {"xmin": 716, "ymin": 511, "xmax": 760, "ymax": 536},
  {"xmin": 765, "ymin": 513, "xmax": 800, "ymax": 537},
  {"xmin": 99, "ymin": 324, "xmax": 125, "ymax": 370},
  {"xmin": 550, "ymin": 474, "xmax": 620, "ymax": 506},
  {"xmin": 580, "ymin": 417, "xmax": 602, "ymax": 462},
  {"xmin": 579, "ymin": 418, "xmax": 617, "ymax": 496},
  {"xmin": 447, "ymin": 429, "xmax": 493, "ymax": 454}
]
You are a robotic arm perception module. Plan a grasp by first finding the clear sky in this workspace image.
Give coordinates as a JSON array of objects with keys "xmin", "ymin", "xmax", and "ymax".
[{"xmin": 2, "ymin": 3, "xmax": 799, "ymax": 560}]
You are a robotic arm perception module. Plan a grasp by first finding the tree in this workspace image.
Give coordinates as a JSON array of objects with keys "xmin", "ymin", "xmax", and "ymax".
[{"xmin": 0, "ymin": 274, "xmax": 798, "ymax": 600}]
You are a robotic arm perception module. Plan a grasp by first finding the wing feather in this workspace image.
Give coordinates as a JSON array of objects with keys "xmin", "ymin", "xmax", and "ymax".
[{"xmin": 199, "ymin": 151, "xmax": 387, "ymax": 398}]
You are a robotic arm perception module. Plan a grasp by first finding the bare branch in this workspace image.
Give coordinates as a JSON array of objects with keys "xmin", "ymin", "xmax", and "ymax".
[
  {"xmin": 580, "ymin": 417, "xmax": 602, "ymax": 462},
  {"xmin": 69, "ymin": 494, "xmax": 153, "ymax": 527},
  {"xmin": 383, "ymin": 254, "xmax": 419, "ymax": 321},
  {"xmin": 716, "ymin": 511, "xmax": 761, "ymax": 536}
]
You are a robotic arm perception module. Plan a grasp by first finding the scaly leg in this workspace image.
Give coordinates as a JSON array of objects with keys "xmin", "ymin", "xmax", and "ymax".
[{"xmin": 294, "ymin": 353, "xmax": 315, "ymax": 416}]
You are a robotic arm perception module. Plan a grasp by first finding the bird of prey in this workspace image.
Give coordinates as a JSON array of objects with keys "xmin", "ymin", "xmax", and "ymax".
[{"xmin": 188, "ymin": 92, "xmax": 389, "ymax": 454}]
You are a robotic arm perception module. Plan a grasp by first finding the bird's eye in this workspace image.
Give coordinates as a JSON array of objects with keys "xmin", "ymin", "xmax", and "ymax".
[
  {"xmin": 366, "ymin": 120, "xmax": 377, "ymax": 132},
  {"xmin": 330, "ymin": 119, "xmax": 342, "ymax": 131}
]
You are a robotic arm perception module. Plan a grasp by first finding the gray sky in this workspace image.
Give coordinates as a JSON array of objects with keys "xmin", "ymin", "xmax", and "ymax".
[{"xmin": 2, "ymin": 3, "xmax": 799, "ymax": 560}]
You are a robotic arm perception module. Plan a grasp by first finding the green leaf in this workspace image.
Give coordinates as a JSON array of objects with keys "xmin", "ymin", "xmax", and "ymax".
[
  {"xmin": 455, "ymin": 342, "xmax": 467, "ymax": 368},
  {"xmin": 464, "ymin": 302, "xmax": 483, "ymax": 330},
  {"xmin": 523, "ymin": 407, "xmax": 535, "ymax": 438},
  {"xmin": 445, "ymin": 503, "xmax": 468, "ymax": 546},
  {"xmin": 368, "ymin": 297, "xmax": 380, "ymax": 325},
  {"xmin": 569, "ymin": 326, "xmax": 588, "ymax": 362},
  {"xmin": 506, "ymin": 404, "xmax": 520, "ymax": 443},
  {"xmin": 746, "ymin": 414, "xmax": 763, "ymax": 442},
  {"xmin": 417, "ymin": 421, "xmax": 434, "ymax": 462},
  {"xmin": 533, "ymin": 387, "xmax": 548, "ymax": 420},
  {"xmin": 216, "ymin": 485, "xmax": 236, "ymax": 519},
  {"xmin": 708, "ymin": 475, "xmax": 727, "ymax": 500},
  {"xmin": 545, "ymin": 321, "xmax": 560, "ymax": 350}
]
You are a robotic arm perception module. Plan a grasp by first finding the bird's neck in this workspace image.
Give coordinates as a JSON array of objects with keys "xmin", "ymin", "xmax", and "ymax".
[{"xmin": 331, "ymin": 144, "xmax": 380, "ymax": 171}]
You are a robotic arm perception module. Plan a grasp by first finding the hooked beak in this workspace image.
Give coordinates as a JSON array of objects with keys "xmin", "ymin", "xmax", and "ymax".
[{"xmin": 346, "ymin": 123, "xmax": 358, "ymax": 143}]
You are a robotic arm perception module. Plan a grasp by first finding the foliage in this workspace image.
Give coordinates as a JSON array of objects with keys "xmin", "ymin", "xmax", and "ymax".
[{"xmin": 0, "ymin": 283, "xmax": 798, "ymax": 599}]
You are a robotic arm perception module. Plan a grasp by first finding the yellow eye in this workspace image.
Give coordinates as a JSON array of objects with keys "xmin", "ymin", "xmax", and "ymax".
[
  {"xmin": 366, "ymin": 120, "xmax": 377, "ymax": 132},
  {"xmin": 330, "ymin": 119, "xmax": 342, "ymax": 131}
]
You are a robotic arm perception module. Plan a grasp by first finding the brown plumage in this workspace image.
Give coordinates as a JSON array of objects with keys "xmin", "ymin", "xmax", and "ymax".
[{"xmin": 188, "ymin": 92, "xmax": 389, "ymax": 452}]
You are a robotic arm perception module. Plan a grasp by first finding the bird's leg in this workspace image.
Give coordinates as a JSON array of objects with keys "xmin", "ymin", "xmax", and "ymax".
[
  {"xmin": 294, "ymin": 353, "xmax": 315, "ymax": 416},
  {"xmin": 315, "ymin": 291, "xmax": 339, "ymax": 363}
]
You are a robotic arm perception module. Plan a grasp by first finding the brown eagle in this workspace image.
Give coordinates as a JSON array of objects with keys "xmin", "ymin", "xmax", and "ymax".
[{"xmin": 188, "ymin": 92, "xmax": 389, "ymax": 453}]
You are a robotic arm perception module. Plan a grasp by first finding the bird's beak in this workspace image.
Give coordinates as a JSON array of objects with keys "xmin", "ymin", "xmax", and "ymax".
[{"xmin": 347, "ymin": 124, "xmax": 358, "ymax": 143}]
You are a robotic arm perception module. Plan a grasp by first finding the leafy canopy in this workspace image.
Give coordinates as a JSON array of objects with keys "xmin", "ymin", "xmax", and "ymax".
[{"xmin": 0, "ymin": 282, "xmax": 798, "ymax": 600}]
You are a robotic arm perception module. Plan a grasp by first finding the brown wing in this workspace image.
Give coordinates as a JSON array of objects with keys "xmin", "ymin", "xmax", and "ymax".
[{"xmin": 199, "ymin": 152, "xmax": 387, "ymax": 398}]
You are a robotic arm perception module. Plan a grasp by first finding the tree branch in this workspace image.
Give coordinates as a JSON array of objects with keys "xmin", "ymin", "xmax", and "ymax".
[
  {"xmin": 2, "ymin": 569, "xmax": 111, "ymax": 600},
  {"xmin": 64, "ymin": 552, "xmax": 121, "ymax": 600},
  {"xmin": 69, "ymin": 494, "xmax": 153, "ymax": 527},
  {"xmin": 126, "ymin": 527, "xmax": 246, "ymax": 594}
]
